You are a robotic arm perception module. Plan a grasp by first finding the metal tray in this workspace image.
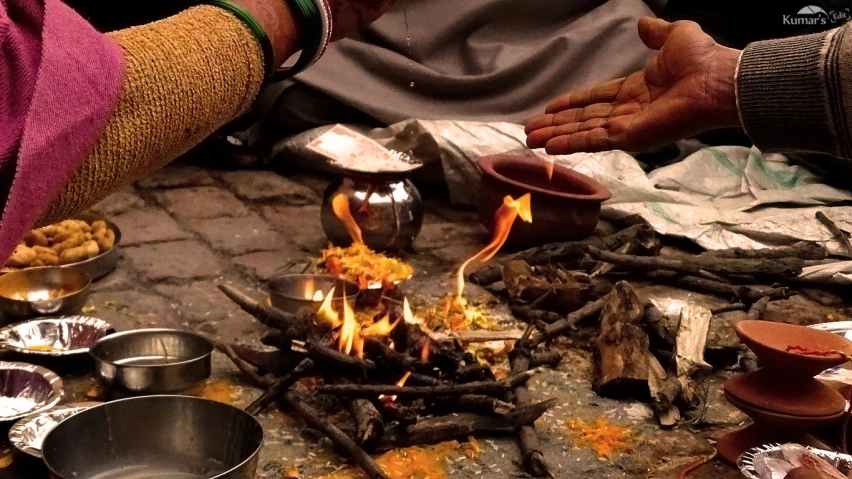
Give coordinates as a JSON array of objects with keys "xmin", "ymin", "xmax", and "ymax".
[
  {"xmin": 810, "ymin": 322, "xmax": 852, "ymax": 384},
  {"xmin": 739, "ymin": 443, "xmax": 852, "ymax": 478},
  {"xmin": 1, "ymin": 212, "xmax": 121, "ymax": 281},
  {"xmin": 8, "ymin": 402, "xmax": 101, "ymax": 458}
]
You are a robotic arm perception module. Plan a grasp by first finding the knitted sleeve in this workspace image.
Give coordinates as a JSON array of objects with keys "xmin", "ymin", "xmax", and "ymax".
[
  {"xmin": 39, "ymin": 5, "xmax": 265, "ymax": 223},
  {"xmin": 736, "ymin": 23, "xmax": 852, "ymax": 158}
]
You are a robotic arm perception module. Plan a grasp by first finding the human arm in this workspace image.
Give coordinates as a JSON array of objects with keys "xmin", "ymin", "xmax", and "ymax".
[{"xmin": 525, "ymin": 17, "xmax": 852, "ymax": 159}]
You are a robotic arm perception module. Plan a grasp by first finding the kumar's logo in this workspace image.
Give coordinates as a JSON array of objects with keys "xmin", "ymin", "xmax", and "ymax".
[{"xmin": 784, "ymin": 5, "xmax": 851, "ymax": 25}]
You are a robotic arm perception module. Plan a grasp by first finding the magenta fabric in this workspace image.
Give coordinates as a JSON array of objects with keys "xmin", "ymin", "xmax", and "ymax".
[{"xmin": 0, "ymin": 0, "xmax": 124, "ymax": 263}]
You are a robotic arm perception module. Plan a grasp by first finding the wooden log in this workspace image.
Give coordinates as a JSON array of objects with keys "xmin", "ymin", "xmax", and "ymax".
[
  {"xmin": 449, "ymin": 395, "xmax": 516, "ymax": 415},
  {"xmin": 218, "ymin": 284, "xmax": 316, "ymax": 342},
  {"xmin": 530, "ymin": 350, "xmax": 563, "ymax": 368},
  {"xmin": 245, "ymin": 357, "xmax": 314, "ymax": 416},
  {"xmin": 700, "ymin": 241, "xmax": 827, "ymax": 261},
  {"xmin": 318, "ymin": 372, "xmax": 534, "ymax": 399},
  {"xmin": 588, "ymin": 246, "xmax": 804, "ymax": 278},
  {"xmin": 297, "ymin": 339, "xmax": 376, "ymax": 376},
  {"xmin": 817, "ymin": 211, "xmax": 852, "ymax": 258},
  {"xmin": 282, "ymin": 392, "xmax": 389, "ymax": 479},
  {"xmin": 374, "ymin": 399, "xmax": 557, "ymax": 452},
  {"xmin": 510, "ymin": 347, "xmax": 552, "ymax": 477},
  {"xmin": 530, "ymin": 296, "xmax": 607, "ymax": 347},
  {"xmin": 650, "ymin": 272, "xmax": 792, "ymax": 302},
  {"xmin": 591, "ymin": 281, "xmax": 667, "ymax": 398},
  {"xmin": 511, "ymin": 305, "xmax": 563, "ymax": 325},
  {"xmin": 747, "ymin": 297, "xmax": 771, "ymax": 320},
  {"xmin": 347, "ymin": 398, "xmax": 385, "ymax": 448}
]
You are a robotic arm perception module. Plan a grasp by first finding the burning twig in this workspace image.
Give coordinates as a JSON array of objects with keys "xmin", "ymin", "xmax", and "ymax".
[
  {"xmin": 363, "ymin": 337, "xmax": 421, "ymax": 371},
  {"xmin": 281, "ymin": 392, "xmax": 389, "ymax": 479},
  {"xmin": 295, "ymin": 339, "xmax": 376, "ymax": 376},
  {"xmin": 245, "ymin": 357, "xmax": 314, "ymax": 416},
  {"xmin": 374, "ymin": 399, "xmax": 557, "ymax": 452},
  {"xmin": 587, "ymin": 246, "xmax": 804, "ymax": 278},
  {"xmin": 318, "ymin": 371, "xmax": 534, "ymax": 399},
  {"xmin": 816, "ymin": 211, "xmax": 852, "ymax": 258},
  {"xmin": 530, "ymin": 296, "xmax": 608, "ymax": 348}
]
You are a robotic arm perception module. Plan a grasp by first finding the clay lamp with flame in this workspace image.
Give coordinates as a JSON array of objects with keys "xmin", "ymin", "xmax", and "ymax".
[
  {"xmin": 717, "ymin": 320, "xmax": 852, "ymax": 464},
  {"xmin": 477, "ymin": 154, "xmax": 610, "ymax": 248}
]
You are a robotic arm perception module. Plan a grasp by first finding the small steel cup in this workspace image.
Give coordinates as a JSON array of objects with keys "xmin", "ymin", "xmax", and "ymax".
[
  {"xmin": 89, "ymin": 329, "xmax": 213, "ymax": 395},
  {"xmin": 0, "ymin": 268, "xmax": 91, "ymax": 325},
  {"xmin": 267, "ymin": 274, "xmax": 361, "ymax": 315}
]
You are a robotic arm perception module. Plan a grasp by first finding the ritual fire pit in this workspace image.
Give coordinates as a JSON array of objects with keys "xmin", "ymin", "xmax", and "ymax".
[{"xmin": 478, "ymin": 154, "xmax": 611, "ymax": 248}]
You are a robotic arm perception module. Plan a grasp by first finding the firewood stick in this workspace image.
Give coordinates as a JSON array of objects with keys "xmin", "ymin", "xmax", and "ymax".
[
  {"xmin": 318, "ymin": 371, "xmax": 534, "ymax": 399},
  {"xmin": 587, "ymin": 246, "xmax": 804, "ymax": 277},
  {"xmin": 530, "ymin": 350, "xmax": 563, "ymax": 368},
  {"xmin": 333, "ymin": 378, "xmax": 385, "ymax": 448},
  {"xmin": 510, "ymin": 347, "xmax": 553, "ymax": 478},
  {"xmin": 746, "ymin": 296, "xmax": 771, "ymax": 320},
  {"xmin": 245, "ymin": 357, "xmax": 314, "ymax": 416},
  {"xmin": 220, "ymin": 343, "xmax": 271, "ymax": 386},
  {"xmin": 454, "ymin": 364, "xmax": 496, "ymax": 383},
  {"xmin": 363, "ymin": 337, "xmax": 421, "ymax": 371},
  {"xmin": 218, "ymin": 284, "xmax": 315, "ymax": 341},
  {"xmin": 429, "ymin": 330, "xmax": 527, "ymax": 343},
  {"xmin": 469, "ymin": 224, "xmax": 656, "ymax": 286},
  {"xmin": 649, "ymin": 272, "xmax": 791, "ymax": 302},
  {"xmin": 296, "ymin": 339, "xmax": 376, "ymax": 376},
  {"xmin": 710, "ymin": 303, "xmax": 746, "ymax": 315},
  {"xmin": 449, "ymin": 395, "xmax": 516, "ymax": 415},
  {"xmin": 374, "ymin": 399, "xmax": 557, "ymax": 452},
  {"xmin": 816, "ymin": 211, "xmax": 852, "ymax": 258},
  {"xmin": 530, "ymin": 296, "xmax": 607, "ymax": 347},
  {"xmin": 511, "ymin": 305, "xmax": 563, "ymax": 325},
  {"xmin": 700, "ymin": 241, "xmax": 827, "ymax": 260},
  {"xmin": 281, "ymin": 392, "xmax": 389, "ymax": 479}
]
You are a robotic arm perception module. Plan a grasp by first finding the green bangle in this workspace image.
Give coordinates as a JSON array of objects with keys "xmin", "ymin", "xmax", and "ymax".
[
  {"xmin": 204, "ymin": 0, "xmax": 276, "ymax": 83},
  {"xmin": 270, "ymin": 0, "xmax": 325, "ymax": 82}
]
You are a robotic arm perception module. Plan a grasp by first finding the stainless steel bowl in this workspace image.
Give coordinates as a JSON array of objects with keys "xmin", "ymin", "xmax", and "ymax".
[
  {"xmin": 42, "ymin": 396, "xmax": 264, "ymax": 479},
  {"xmin": 8, "ymin": 402, "xmax": 101, "ymax": 458},
  {"xmin": 0, "ymin": 362, "xmax": 63, "ymax": 423},
  {"xmin": 267, "ymin": 274, "xmax": 361, "ymax": 315},
  {"xmin": 89, "ymin": 329, "xmax": 213, "ymax": 394},
  {"xmin": 739, "ymin": 443, "xmax": 852, "ymax": 478},
  {"xmin": 0, "ymin": 268, "xmax": 91, "ymax": 325},
  {"xmin": 0, "ymin": 316, "xmax": 113, "ymax": 357}
]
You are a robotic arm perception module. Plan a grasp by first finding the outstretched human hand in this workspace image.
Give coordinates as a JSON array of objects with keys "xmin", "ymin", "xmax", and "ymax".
[{"xmin": 526, "ymin": 17, "xmax": 741, "ymax": 154}]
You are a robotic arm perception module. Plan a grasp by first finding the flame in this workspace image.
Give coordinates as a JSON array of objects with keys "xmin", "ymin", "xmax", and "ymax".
[
  {"xmin": 361, "ymin": 314, "xmax": 399, "ymax": 337},
  {"xmin": 312, "ymin": 290, "xmax": 324, "ymax": 301},
  {"xmin": 338, "ymin": 294, "xmax": 358, "ymax": 356},
  {"xmin": 332, "ymin": 194, "xmax": 364, "ymax": 245},
  {"xmin": 420, "ymin": 341, "xmax": 431, "ymax": 363},
  {"xmin": 402, "ymin": 297, "xmax": 422, "ymax": 325},
  {"xmin": 380, "ymin": 371, "xmax": 412, "ymax": 402},
  {"xmin": 544, "ymin": 158, "xmax": 555, "ymax": 181},
  {"xmin": 456, "ymin": 194, "xmax": 533, "ymax": 297},
  {"xmin": 317, "ymin": 288, "xmax": 341, "ymax": 329}
]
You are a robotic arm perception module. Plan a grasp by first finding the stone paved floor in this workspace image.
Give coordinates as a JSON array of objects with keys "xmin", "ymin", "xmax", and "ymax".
[{"xmin": 5, "ymin": 162, "xmax": 839, "ymax": 479}]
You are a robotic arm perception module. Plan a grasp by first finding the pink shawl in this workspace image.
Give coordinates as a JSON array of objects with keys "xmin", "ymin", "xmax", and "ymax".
[{"xmin": 0, "ymin": 0, "xmax": 124, "ymax": 263}]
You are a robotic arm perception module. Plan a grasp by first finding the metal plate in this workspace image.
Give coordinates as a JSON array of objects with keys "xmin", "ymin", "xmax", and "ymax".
[
  {"xmin": 1, "ymin": 212, "xmax": 121, "ymax": 281},
  {"xmin": 810, "ymin": 322, "xmax": 852, "ymax": 384},
  {"xmin": 0, "ymin": 316, "xmax": 113, "ymax": 357},
  {"xmin": 8, "ymin": 402, "xmax": 101, "ymax": 458},
  {"xmin": 0, "ymin": 362, "xmax": 63, "ymax": 423},
  {"xmin": 739, "ymin": 443, "xmax": 852, "ymax": 478}
]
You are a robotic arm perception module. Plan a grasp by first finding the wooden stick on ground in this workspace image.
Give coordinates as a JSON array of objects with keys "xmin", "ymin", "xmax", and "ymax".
[
  {"xmin": 816, "ymin": 211, "xmax": 852, "ymax": 258},
  {"xmin": 282, "ymin": 392, "xmax": 389, "ymax": 479},
  {"xmin": 746, "ymin": 296, "xmax": 771, "ymax": 320},
  {"xmin": 245, "ymin": 357, "xmax": 314, "ymax": 416},
  {"xmin": 700, "ymin": 241, "xmax": 827, "ymax": 260},
  {"xmin": 530, "ymin": 296, "xmax": 607, "ymax": 347},
  {"xmin": 510, "ymin": 347, "xmax": 553, "ymax": 478},
  {"xmin": 318, "ymin": 372, "xmax": 534, "ymax": 399}
]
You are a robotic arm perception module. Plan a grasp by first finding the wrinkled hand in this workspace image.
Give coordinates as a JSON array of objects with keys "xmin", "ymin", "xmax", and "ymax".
[
  {"xmin": 328, "ymin": 0, "xmax": 396, "ymax": 41},
  {"xmin": 526, "ymin": 17, "xmax": 742, "ymax": 155}
]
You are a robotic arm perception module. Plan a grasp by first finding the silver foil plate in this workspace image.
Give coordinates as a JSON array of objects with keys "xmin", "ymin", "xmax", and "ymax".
[
  {"xmin": 810, "ymin": 322, "xmax": 852, "ymax": 384},
  {"xmin": 739, "ymin": 443, "xmax": 852, "ymax": 478},
  {"xmin": 0, "ymin": 316, "xmax": 113, "ymax": 357},
  {"xmin": 8, "ymin": 402, "xmax": 101, "ymax": 458},
  {"xmin": 0, "ymin": 361, "xmax": 63, "ymax": 423}
]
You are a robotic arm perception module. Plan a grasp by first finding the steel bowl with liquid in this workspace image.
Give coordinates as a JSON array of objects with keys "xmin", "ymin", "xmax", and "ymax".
[
  {"xmin": 267, "ymin": 274, "xmax": 360, "ymax": 315},
  {"xmin": 42, "ymin": 395, "xmax": 264, "ymax": 479},
  {"xmin": 89, "ymin": 329, "xmax": 212, "ymax": 394}
]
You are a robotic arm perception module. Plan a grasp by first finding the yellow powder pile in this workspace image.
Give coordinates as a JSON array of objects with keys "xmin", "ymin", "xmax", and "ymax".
[
  {"xmin": 568, "ymin": 417, "xmax": 634, "ymax": 459},
  {"xmin": 321, "ymin": 441, "xmax": 463, "ymax": 479}
]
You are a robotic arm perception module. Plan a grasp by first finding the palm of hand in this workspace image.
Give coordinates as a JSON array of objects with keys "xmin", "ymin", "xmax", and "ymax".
[{"xmin": 526, "ymin": 19, "xmax": 740, "ymax": 155}]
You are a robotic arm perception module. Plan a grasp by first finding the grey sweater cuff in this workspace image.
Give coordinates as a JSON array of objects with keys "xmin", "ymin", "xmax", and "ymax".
[{"xmin": 736, "ymin": 28, "xmax": 843, "ymax": 156}]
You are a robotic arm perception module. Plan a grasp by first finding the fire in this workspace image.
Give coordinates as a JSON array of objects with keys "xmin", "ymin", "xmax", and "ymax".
[
  {"xmin": 456, "ymin": 194, "xmax": 533, "ymax": 297},
  {"xmin": 331, "ymin": 194, "xmax": 364, "ymax": 245},
  {"xmin": 380, "ymin": 371, "xmax": 412, "ymax": 402},
  {"xmin": 420, "ymin": 341, "xmax": 431, "ymax": 363},
  {"xmin": 338, "ymin": 293, "xmax": 358, "ymax": 356},
  {"xmin": 361, "ymin": 314, "xmax": 399, "ymax": 337},
  {"xmin": 402, "ymin": 297, "xmax": 423, "ymax": 326},
  {"xmin": 312, "ymin": 290, "xmax": 324, "ymax": 301},
  {"xmin": 544, "ymin": 158, "xmax": 555, "ymax": 181},
  {"xmin": 317, "ymin": 288, "xmax": 342, "ymax": 329}
]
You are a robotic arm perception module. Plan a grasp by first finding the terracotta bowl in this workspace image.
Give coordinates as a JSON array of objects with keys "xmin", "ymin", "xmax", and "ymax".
[
  {"xmin": 724, "ymin": 370, "xmax": 846, "ymax": 419},
  {"xmin": 736, "ymin": 320, "xmax": 852, "ymax": 377},
  {"xmin": 477, "ymin": 155, "xmax": 611, "ymax": 249}
]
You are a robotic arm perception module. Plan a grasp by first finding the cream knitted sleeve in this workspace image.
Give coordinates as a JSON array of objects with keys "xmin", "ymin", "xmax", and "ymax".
[{"xmin": 39, "ymin": 5, "xmax": 265, "ymax": 223}]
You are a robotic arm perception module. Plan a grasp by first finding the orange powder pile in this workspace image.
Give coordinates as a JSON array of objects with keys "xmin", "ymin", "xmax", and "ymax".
[
  {"xmin": 568, "ymin": 417, "xmax": 634, "ymax": 459},
  {"xmin": 321, "ymin": 441, "xmax": 462, "ymax": 479}
]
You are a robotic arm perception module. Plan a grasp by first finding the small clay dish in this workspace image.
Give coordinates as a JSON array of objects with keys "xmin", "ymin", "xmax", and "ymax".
[
  {"xmin": 725, "ymin": 392, "xmax": 844, "ymax": 428},
  {"xmin": 477, "ymin": 155, "xmax": 611, "ymax": 248},
  {"xmin": 736, "ymin": 320, "xmax": 852, "ymax": 377},
  {"xmin": 725, "ymin": 370, "xmax": 847, "ymax": 419}
]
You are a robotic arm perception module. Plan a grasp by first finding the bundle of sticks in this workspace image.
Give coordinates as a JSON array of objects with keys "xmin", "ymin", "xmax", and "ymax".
[{"xmin": 215, "ymin": 285, "xmax": 569, "ymax": 479}]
